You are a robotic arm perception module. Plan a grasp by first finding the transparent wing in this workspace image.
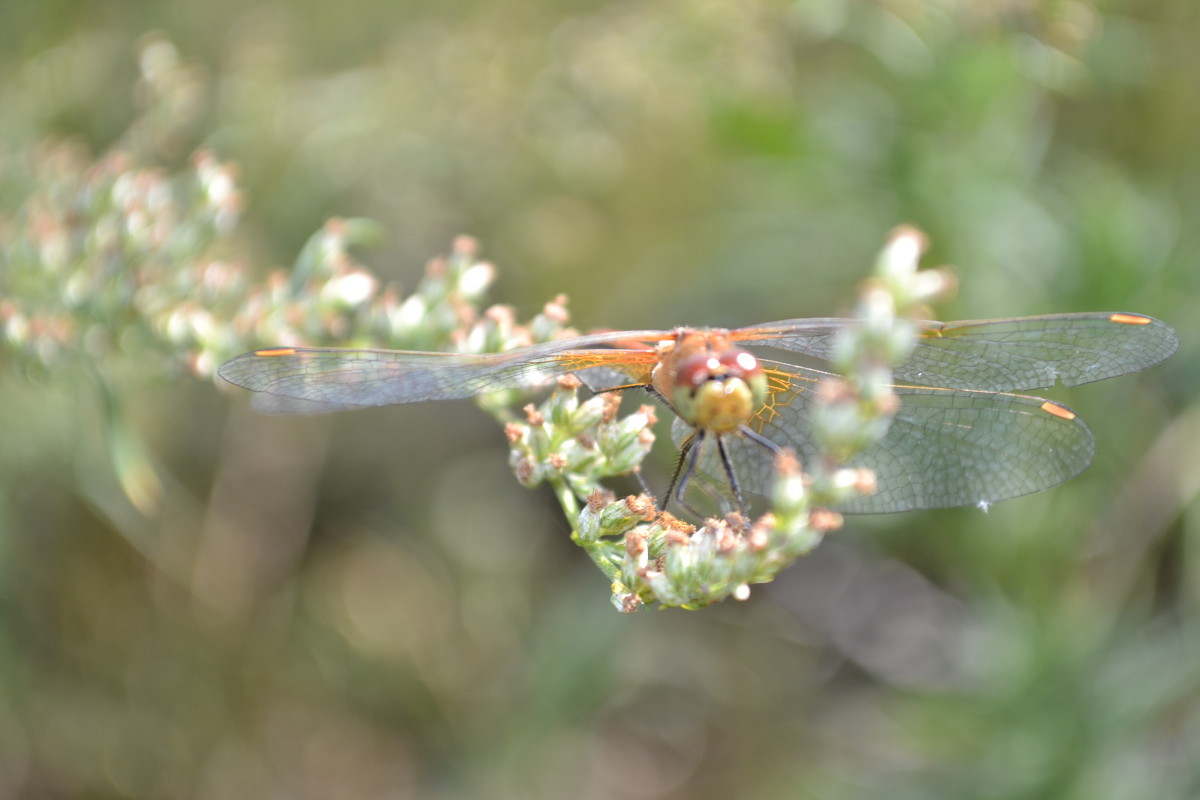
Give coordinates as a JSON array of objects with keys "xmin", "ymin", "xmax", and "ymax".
[
  {"xmin": 732, "ymin": 312, "xmax": 1178, "ymax": 391},
  {"xmin": 673, "ymin": 360, "xmax": 1095, "ymax": 513},
  {"xmin": 218, "ymin": 330, "xmax": 667, "ymax": 414}
]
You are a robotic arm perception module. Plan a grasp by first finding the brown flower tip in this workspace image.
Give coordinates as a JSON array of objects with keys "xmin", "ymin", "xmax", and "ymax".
[
  {"xmin": 925, "ymin": 268, "xmax": 959, "ymax": 299},
  {"xmin": 875, "ymin": 390, "xmax": 901, "ymax": 415},
  {"xmin": 515, "ymin": 457, "xmax": 536, "ymax": 484},
  {"xmin": 586, "ymin": 490, "xmax": 612, "ymax": 512},
  {"xmin": 694, "ymin": 519, "xmax": 728, "ymax": 551},
  {"xmin": 602, "ymin": 392, "xmax": 623, "ymax": 422},
  {"xmin": 621, "ymin": 593, "xmax": 643, "ymax": 613},
  {"xmin": 886, "ymin": 224, "xmax": 929, "ymax": 255},
  {"xmin": 665, "ymin": 527, "xmax": 691, "ymax": 546},
  {"xmin": 452, "ymin": 234, "xmax": 479, "ymax": 258},
  {"xmin": 818, "ymin": 378, "xmax": 855, "ymax": 404},
  {"xmin": 748, "ymin": 514, "xmax": 775, "ymax": 550},
  {"xmin": 548, "ymin": 453, "xmax": 568, "ymax": 470},
  {"xmin": 659, "ymin": 512, "xmax": 695, "ymax": 536},
  {"xmin": 851, "ymin": 468, "xmax": 877, "ymax": 495},
  {"xmin": 637, "ymin": 405, "xmax": 658, "ymax": 426},
  {"xmin": 523, "ymin": 404, "xmax": 545, "ymax": 426},
  {"xmin": 485, "ymin": 304, "xmax": 516, "ymax": 326},
  {"xmin": 773, "ymin": 448, "xmax": 801, "ymax": 477},
  {"xmin": 542, "ymin": 294, "xmax": 571, "ymax": 323},
  {"xmin": 717, "ymin": 525, "xmax": 739, "ymax": 554},
  {"xmin": 808, "ymin": 508, "xmax": 844, "ymax": 532},
  {"xmin": 425, "ymin": 256, "xmax": 447, "ymax": 277},
  {"xmin": 504, "ymin": 422, "xmax": 524, "ymax": 443},
  {"xmin": 557, "ymin": 373, "xmax": 582, "ymax": 390},
  {"xmin": 625, "ymin": 529, "xmax": 647, "ymax": 557},
  {"xmin": 625, "ymin": 494, "xmax": 657, "ymax": 520}
]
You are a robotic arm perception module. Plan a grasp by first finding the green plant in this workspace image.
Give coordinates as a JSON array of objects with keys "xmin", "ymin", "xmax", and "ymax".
[{"xmin": 0, "ymin": 38, "xmax": 955, "ymax": 612}]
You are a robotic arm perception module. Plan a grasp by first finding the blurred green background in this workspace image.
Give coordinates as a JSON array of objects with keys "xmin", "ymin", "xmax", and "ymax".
[{"xmin": 1, "ymin": 0, "xmax": 1198, "ymax": 798}]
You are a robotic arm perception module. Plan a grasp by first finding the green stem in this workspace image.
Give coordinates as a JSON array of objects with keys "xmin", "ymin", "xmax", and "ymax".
[{"xmin": 551, "ymin": 477, "xmax": 579, "ymax": 519}]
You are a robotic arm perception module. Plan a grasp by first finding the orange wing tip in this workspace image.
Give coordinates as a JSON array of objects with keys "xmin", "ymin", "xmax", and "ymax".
[
  {"xmin": 1040, "ymin": 401, "xmax": 1076, "ymax": 420},
  {"xmin": 1108, "ymin": 313, "xmax": 1152, "ymax": 325},
  {"xmin": 254, "ymin": 347, "xmax": 298, "ymax": 357}
]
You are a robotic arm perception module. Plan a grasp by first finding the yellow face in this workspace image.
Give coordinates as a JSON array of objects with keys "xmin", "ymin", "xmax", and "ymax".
[{"xmin": 681, "ymin": 377, "xmax": 758, "ymax": 434}]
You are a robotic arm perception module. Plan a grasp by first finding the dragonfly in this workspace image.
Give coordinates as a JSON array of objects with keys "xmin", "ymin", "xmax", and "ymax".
[{"xmin": 218, "ymin": 312, "xmax": 1177, "ymax": 514}]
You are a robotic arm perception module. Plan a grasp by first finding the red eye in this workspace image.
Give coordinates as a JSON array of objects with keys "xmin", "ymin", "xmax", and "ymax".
[
  {"xmin": 675, "ymin": 354, "xmax": 721, "ymax": 388},
  {"xmin": 717, "ymin": 349, "xmax": 760, "ymax": 377}
]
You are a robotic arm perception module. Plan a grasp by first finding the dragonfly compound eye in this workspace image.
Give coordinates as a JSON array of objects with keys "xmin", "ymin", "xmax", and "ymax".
[
  {"xmin": 716, "ymin": 349, "xmax": 761, "ymax": 376},
  {"xmin": 674, "ymin": 354, "xmax": 723, "ymax": 389}
]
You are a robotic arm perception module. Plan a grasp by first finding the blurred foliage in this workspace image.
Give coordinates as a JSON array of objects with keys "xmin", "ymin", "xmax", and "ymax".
[{"xmin": 0, "ymin": 1, "xmax": 1197, "ymax": 798}]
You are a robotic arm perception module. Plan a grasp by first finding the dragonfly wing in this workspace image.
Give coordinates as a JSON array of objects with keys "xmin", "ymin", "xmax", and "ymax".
[
  {"xmin": 730, "ymin": 317, "xmax": 845, "ymax": 359},
  {"xmin": 674, "ymin": 361, "xmax": 1096, "ymax": 513},
  {"xmin": 218, "ymin": 338, "xmax": 661, "ymax": 414},
  {"xmin": 897, "ymin": 313, "xmax": 1178, "ymax": 390},
  {"xmin": 733, "ymin": 313, "xmax": 1178, "ymax": 391}
]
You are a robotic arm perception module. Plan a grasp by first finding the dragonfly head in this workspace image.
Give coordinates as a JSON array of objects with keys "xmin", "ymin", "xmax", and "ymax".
[{"xmin": 671, "ymin": 348, "xmax": 766, "ymax": 434}]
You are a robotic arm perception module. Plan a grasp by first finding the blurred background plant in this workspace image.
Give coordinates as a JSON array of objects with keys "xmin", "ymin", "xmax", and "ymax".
[{"xmin": 0, "ymin": 2, "xmax": 1197, "ymax": 798}]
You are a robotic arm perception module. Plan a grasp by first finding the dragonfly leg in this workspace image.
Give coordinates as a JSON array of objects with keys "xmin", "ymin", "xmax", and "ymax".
[
  {"xmin": 716, "ymin": 435, "xmax": 750, "ymax": 518},
  {"xmin": 633, "ymin": 466, "xmax": 656, "ymax": 500},
  {"xmin": 738, "ymin": 424, "xmax": 784, "ymax": 455},
  {"xmin": 665, "ymin": 430, "xmax": 698, "ymax": 510}
]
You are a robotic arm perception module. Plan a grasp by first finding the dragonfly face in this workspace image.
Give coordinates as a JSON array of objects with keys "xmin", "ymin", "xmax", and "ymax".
[
  {"xmin": 218, "ymin": 312, "xmax": 1178, "ymax": 514},
  {"xmin": 651, "ymin": 331, "xmax": 767, "ymax": 435}
]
